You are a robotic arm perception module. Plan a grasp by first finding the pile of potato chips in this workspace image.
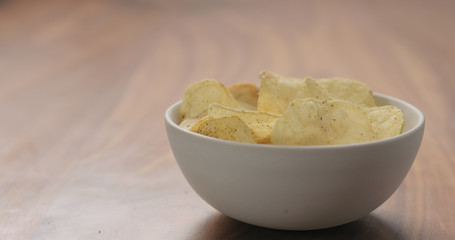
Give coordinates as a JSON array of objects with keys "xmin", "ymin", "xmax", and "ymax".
[{"xmin": 179, "ymin": 70, "xmax": 404, "ymax": 146}]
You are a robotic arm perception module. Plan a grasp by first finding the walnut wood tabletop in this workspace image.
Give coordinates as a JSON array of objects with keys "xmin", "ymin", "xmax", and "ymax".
[{"xmin": 1, "ymin": 0, "xmax": 454, "ymax": 239}]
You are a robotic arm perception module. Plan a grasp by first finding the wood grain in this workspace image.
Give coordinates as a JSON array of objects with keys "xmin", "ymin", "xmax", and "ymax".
[{"xmin": 0, "ymin": 0, "xmax": 454, "ymax": 239}]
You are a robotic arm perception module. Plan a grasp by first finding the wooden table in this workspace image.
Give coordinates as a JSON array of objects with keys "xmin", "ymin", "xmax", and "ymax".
[{"xmin": 1, "ymin": 0, "xmax": 454, "ymax": 239}]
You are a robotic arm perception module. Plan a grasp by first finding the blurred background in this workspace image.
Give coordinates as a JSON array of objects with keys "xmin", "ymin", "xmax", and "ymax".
[
  {"xmin": 3, "ymin": 0, "xmax": 453, "ymax": 97},
  {"xmin": 2, "ymin": 0, "xmax": 453, "ymax": 156},
  {"xmin": 1, "ymin": 0, "xmax": 454, "ymax": 239}
]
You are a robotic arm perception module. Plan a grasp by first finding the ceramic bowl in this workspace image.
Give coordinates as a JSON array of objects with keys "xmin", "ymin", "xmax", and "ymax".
[{"xmin": 165, "ymin": 93, "xmax": 424, "ymax": 230}]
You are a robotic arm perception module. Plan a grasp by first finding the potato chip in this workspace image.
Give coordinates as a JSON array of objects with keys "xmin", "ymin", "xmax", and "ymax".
[
  {"xmin": 179, "ymin": 117, "xmax": 202, "ymax": 130},
  {"xmin": 271, "ymin": 98, "xmax": 403, "ymax": 146},
  {"xmin": 208, "ymin": 104, "xmax": 280, "ymax": 144},
  {"xmin": 190, "ymin": 116, "xmax": 256, "ymax": 143},
  {"xmin": 258, "ymin": 70, "xmax": 332, "ymax": 114},
  {"xmin": 228, "ymin": 82, "xmax": 259, "ymax": 111},
  {"xmin": 180, "ymin": 79, "xmax": 240, "ymax": 121},
  {"xmin": 179, "ymin": 71, "xmax": 404, "ymax": 146},
  {"xmin": 367, "ymin": 105, "xmax": 404, "ymax": 138},
  {"xmin": 188, "ymin": 116, "xmax": 208, "ymax": 132},
  {"xmin": 317, "ymin": 77, "xmax": 376, "ymax": 107}
]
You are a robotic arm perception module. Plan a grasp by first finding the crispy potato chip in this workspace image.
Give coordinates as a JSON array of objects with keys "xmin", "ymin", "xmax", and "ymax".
[
  {"xmin": 317, "ymin": 77, "xmax": 376, "ymax": 107},
  {"xmin": 188, "ymin": 116, "xmax": 208, "ymax": 132},
  {"xmin": 258, "ymin": 70, "xmax": 332, "ymax": 114},
  {"xmin": 208, "ymin": 104, "xmax": 280, "ymax": 144},
  {"xmin": 179, "ymin": 71, "xmax": 404, "ymax": 145},
  {"xmin": 180, "ymin": 79, "xmax": 240, "ymax": 122},
  {"xmin": 272, "ymin": 99, "xmax": 373, "ymax": 145},
  {"xmin": 367, "ymin": 105, "xmax": 404, "ymax": 138},
  {"xmin": 271, "ymin": 99, "xmax": 403, "ymax": 146},
  {"xmin": 228, "ymin": 82, "xmax": 259, "ymax": 111},
  {"xmin": 179, "ymin": 117, "xmax": 202, "ymax": 130},
  {"xmin": 190, "ymin": 116, "xmax": 256, "ymax": 143}
]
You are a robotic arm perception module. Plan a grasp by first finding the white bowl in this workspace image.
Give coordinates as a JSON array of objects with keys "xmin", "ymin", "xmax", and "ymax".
[{"xmin": 165, "ymin": 93, "xmax": 424, "ymax": 230}]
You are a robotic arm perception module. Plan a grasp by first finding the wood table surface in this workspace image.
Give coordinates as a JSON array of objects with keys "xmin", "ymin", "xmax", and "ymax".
[{"xmin": 1, "ymin": 0, "xmax": 454, "ymax": 239}]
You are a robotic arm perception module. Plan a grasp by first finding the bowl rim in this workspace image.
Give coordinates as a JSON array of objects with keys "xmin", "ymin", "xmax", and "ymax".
[{"xmin": 165, "ymin": 92, "xmax": 425, "ymax": 150}]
